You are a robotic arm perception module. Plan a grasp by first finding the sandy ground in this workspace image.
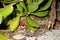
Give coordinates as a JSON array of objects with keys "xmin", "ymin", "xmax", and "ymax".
[{"xmin": 12, "ymin": 29, "xmax": 60, "ymax": 40}]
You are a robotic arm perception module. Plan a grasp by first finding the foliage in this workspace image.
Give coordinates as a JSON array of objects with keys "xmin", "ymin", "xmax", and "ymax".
[
  {"xmin": 0, "ymin": 0, "xmax": 52, "ymax": 32},
  {"xmin": 0, "ymin": 33, "xmax": 9, "ymax": 40}
]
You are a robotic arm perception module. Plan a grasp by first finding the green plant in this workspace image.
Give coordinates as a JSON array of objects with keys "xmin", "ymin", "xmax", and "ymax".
[
  {"xmin": 16, "ymin": 0, "xmax": 52, "ymax": 32},
  {"xmin": 0, "ymin": 33, "xmax": 9, "ymax": 40},
  {"xmin": 0, "ymin": 0, "xmax": 52, "ymax": 32}
]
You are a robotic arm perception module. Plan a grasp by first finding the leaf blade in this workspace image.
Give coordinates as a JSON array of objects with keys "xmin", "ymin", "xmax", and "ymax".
[
  {"xmin": 32, "ymin": 10, "xmax": 48, "ymax": 17},
  {"xmin": 17, "ymin": 3, "xmax": 23, "ymax": 14},
  {"xmin": 28, "ymin": 3, "xmax": 38, "ymax": 12},
  {"xmin": 38, "ymin": 0, "xmax": 52, "ymax": 11},
  {"xmin": 26, "ymin": 17, "xmax": 37, "ymax": 32},
  {"xmin": 0, "ymin": 5, "xmax": 13, "ymax": 19},
  {"xmin": 0, "ymin": 34, "xmax": 9, "ymax": 40},
  {"xmin": 27, "ymin": 0, "xmax": 32, "ymax": 4},
  {"xmin": 20, "ymin": 2, "xmax": 27, "ymax": 12},
  {"xmin": 26, "ymin": 17, "xmax": 39, "ymax": 28},
  {"xmin": 9, "ymin": 14, "xmax": 20, "ymax": 31}
]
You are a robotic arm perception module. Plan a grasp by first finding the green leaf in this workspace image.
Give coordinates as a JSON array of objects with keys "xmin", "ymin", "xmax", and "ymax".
[
  {"xmin": 28, "ymin": 3, "xmax": 38, "ymax": 12},
  {"xmin": 32, "ymin": 10, "xmax": 48, "ymax": 17},
  {"xmin": 26, "ymin": 17, "xmax": 37, "ymax": 32},
  {"xmin": 7, "ymin": 19, "xmax": 12, "ymax": 25},
  {"xmin": 17, "ymin": 3, "xmax": 23, "ymax": 14},
  {"xmin": 0, "ymin": 14, "xmax": 2, "ymax": 24},
  {"xmin": 37, "ymin": 0, "xmax": 44, "ymax": 5},
  {"xmin": 9, "ymin": 14, "xmax": 20, "ymax": 31},
  {"xmin": 4, "ymin": 0, "xmax": 12, "ymax": 2},
  {"xmin": 28, "ymin": 0, "xmax": 43, "ymax": 12},
  {"xmin": 0, "ymin": 34, "xmax": 9, "ymax": 40},
  {"xmin": 0, "ymin": 8, "xmax": 4, "ymax": 12},
  {"xmin": 20, "ymin": 2, "xmax": 27, "ymax": 12},
  {"xmin": 17, "ymin": 2, "xmax": 27, "ymax": 12},
  {"xmin": 38, "ymin": 0, "xmax": 52, "ymax": 11},
  {"xmin": 26, "ymin": 17, "xmax": 39, "ymax": 28},
  {"xmin": 3, "ymin": 0, "xmax": 12, "ymax": 3},
  {"xmin": 2, "ymin": 0, "xmax": 17, "ymax": 3},
  {"xmin": 0, "ymin": 5, "xmax": 13, "ymax": 19},
  {"xmin": 17, "ymin": 2, "xmax": 27, "ymax": 16},
  {"xmin": 27, "ymin": 0, "xmax": 32, "ymax": 4}
]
